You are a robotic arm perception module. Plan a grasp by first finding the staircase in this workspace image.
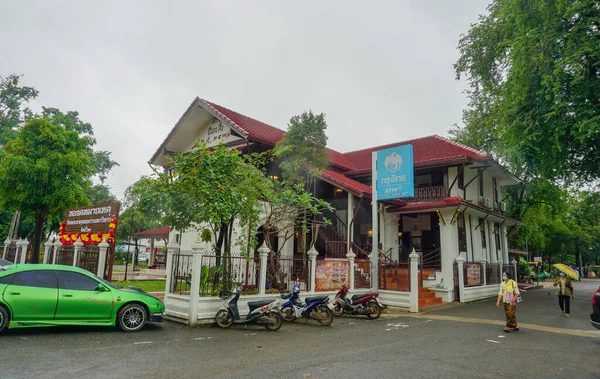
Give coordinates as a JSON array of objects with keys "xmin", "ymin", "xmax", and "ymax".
[{"xmin": 318, "ymin": 212, "xmax": 368, "ymax": 259}]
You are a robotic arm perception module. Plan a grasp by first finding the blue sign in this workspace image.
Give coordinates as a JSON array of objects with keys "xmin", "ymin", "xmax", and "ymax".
[{"xmin": 375, "ymin": 144, "xmax": 414, "ymax": 200}]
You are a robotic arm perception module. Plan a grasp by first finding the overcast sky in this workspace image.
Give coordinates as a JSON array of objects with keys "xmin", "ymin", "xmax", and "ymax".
[{"xmin": 0, "ymin": 0, "xmax": 490, "ymax": 200}]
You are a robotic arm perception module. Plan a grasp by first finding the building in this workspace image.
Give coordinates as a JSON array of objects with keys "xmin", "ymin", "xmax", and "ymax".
[{"xmin": 150, "ymin": 97, "xmax": 520, "ymax": 301}]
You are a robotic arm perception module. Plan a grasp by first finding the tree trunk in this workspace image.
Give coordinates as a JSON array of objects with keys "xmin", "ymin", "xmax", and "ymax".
[{"xmin": 31, "ymin": 206, "xmax": 49, "ymax": 264}]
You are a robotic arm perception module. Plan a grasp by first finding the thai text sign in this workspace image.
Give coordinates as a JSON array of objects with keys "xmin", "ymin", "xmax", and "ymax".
[
  {"xmin": 466, "ymin": 263, "xmax": 482, "ymax": 286},
  {"xmin": 315, "ymin": 259, "xmax": 349, "ymax": 291},
  {"xmin": 376, "ymin": 144, "xmax": 414, "ymax": 200},
  {"xmin": 60, "ymin": 203, "xmax": 121, "ymax": 245}
]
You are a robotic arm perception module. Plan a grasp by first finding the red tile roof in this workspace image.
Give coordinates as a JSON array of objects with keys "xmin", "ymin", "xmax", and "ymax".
[
  {"xmin": 389, "ymin": 197, "xmax": 463, "ymax": 212},
  {"xmin": 343, "ymin": 135, "xmax": 489, "ymax": 172},
  {"xmin": 319, "ymin": 169, "xmax": 373, "ymax": 197},
  {"xmin": 132, "ymin": 226, "xmax": 170, "ymax": 239}
]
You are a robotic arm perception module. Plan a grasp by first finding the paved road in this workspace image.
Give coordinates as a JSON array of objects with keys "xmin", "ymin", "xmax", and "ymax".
[{"xmin": 1, "ymin": 281, "xmax": 599, "ymax": 379}]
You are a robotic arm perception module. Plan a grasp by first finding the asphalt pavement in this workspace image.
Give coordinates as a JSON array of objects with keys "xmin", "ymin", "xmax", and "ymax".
[{"xmin": 1, "ymin": 280, "xmax": 599, "ymax": 379}]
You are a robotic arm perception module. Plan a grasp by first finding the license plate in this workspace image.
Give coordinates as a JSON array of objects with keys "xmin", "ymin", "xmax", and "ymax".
[{"xmin": 326, "ymin": 303, "xmax": 334, "ymax": 310}]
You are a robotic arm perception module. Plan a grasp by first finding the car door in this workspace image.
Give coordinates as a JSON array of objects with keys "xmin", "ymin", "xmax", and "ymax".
[
  {"xmin": 3, "ymin": 270, "xmax": 58, "ymax": 321},
  {"xmin": 55, "ymin": 271, "xmax": 114, "ymax": 321}
]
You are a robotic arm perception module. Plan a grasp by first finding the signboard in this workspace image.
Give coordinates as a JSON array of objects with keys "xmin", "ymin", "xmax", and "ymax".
[
  {"xmin": 197, "ymin": 118, "xmax": 242, "ymax": 147},
  {"xmin": 59, "ymin": 203, "xmax": 121, "ymax": 245},
  {"xmin": 315, "ymin": 259, "xmax": 349, "ymax": 291},
  {"xmin": 376, "ymin": 144, "xmax": 414, "ymax": 200},
  {"xmin": 466, "ymin": 263, "xmax": 482, "ymax": 286},
  {"xmin": 533, "ymin": 257, "xmax": 542, "ymax": 263}
]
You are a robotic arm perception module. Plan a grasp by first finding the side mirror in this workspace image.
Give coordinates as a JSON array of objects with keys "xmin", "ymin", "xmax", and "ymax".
[{"xmin": 96, "ymin": 284, "xmax": 109, "ymax": 292}]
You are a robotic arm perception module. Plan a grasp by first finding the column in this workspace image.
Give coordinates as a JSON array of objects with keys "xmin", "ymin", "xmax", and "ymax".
[
  {"xmin": 346, "ymin": 192, "xmax": 354, "ymax": 252},
  {"xmin": 164, "ymin": 241, "xmax": 180, "ymax": 298},
  {"xmin": 20, "ymin": 239, "xmax": 29, "ymax": 264},
  {"xmin": 73, "ymin": 238, "xmax": 83, "ymax": 267},
  {"xmin": 439, "ymin": 211, "xmax": 459, "ymax": 293},
  {"xmin": 307, "ymin": 246, "xmax": 318, "ymax": 293},
  {"xmin": 43, "ymin": 240, "xmax": 53, "ymax": 264},
  {"xmin": 464, "ymin": 213, "xmax": 473, "ymax": 262},
  {"xmin": 480, "ymin": 259, "xmax": 487, "ymax": 286},
  {"xmin": 502, "ymin": 225, "xmax": 509, "ymax": 264},
  {"xmin": 188, "ymin": 238, "xmax": 205, "ymax": 327},
  {"xmin": 346, "ymin": 250, "xmax": 356, "ymax": 291},
  {"xmin": 456, "ymin": 255, "xmax": 465, "ymax": 303},
  {"xmin": 258, "ymin": 242, "xmax": 270, "ymax": 295},
  {"xmin": 409, "ymin": 249, "xmax": 420, "ymax": 313},
  {"xmin": 98, "ymin": 239, "xmax": 110, "ymax": 278},
  {"xmin": 2, "ymin": 238, "xmax": 10, "ymax": 259},
  {"xmin": 52, "ymin": 240, "xmax": 61, "ymax": 265},
  {"xmin": 512, "ymin": 259, "xmax": 518, "ymax": 283}
]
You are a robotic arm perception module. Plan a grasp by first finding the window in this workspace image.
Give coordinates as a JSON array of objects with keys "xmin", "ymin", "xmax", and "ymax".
[
  {"xmin": 478, "ymin": 171, "xmax": 484, "ymax": 197},
  {"xmin": 0, "ymin": 273, "xmax": 18, "ymax": 285},
  {"xmin": 58, "ymin": 271, "xmax": 101, "ymax": 291},
  {"xmin": 480, "ymin": 219, "xmax": 487, "ymax": 248},
  {"xmin": 495, "ymin": 223, "xmax": 501, "ymax": 251},
  {"xmin": 458, "ymin": 169, "xmax": 464, "ymax": 190},
  {"xmin": 457, "ymin": 216, "xmax": 467, "ymax": 256},
  {"xmin": 13, "ymin": 271, "xmax": 57, "ymax": 289},
  {"xmin": 493, "ymin": 178, "xmax": 499, "ymax": 207}
]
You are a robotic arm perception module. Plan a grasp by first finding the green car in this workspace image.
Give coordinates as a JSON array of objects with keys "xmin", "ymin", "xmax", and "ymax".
[{"xmin": 0, "ymin": 264, "xmax": 165, "ymax": 333}]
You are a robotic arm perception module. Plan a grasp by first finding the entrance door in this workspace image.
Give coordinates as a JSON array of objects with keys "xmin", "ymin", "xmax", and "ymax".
[
  {"xmin": 55, "ymin": 271, "xmax": 113, "ymax": 320},
  {"xmin": 4, "ymin": 270, "xmax": 58, "ymax": 321}
]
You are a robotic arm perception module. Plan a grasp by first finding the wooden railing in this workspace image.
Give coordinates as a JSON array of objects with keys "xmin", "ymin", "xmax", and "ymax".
[{"xmin": 404, "ymin": 186, "xmax": 447, "ymax": 203}]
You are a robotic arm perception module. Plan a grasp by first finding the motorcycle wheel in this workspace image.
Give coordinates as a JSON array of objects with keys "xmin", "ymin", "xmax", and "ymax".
[
  {"xmin": 316, "ymin": 305, "xmax": 334, "ymax": 326},
  {"xmin": 366, "ymin": 301, "xmax": 382, "ymax": 320},
  {"xmin": 281, "ymin": 306, "xmax": 296, "ymax": 322},
  {"xmin": 215, "ymin": 309, "xmax": 233, "ymax": 328},
  {"xmin": 332, "ymin": 303, "xmax": 344, "ymax": 317},
  {"xmin": 264, "ymin": 312, "xmax": 283, "ymax": 331}
]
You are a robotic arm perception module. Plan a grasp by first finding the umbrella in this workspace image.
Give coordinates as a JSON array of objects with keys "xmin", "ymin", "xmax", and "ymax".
[{"xmin": 553, "ymin": 264, "xmax": 579, "ymax": 281}]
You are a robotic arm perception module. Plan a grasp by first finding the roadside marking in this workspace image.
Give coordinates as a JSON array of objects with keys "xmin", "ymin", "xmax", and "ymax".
[
  {"xmin": 390, "ymin": 313, "xmax": 600, "ymax": 339},
  {"xmin": 486, "ymin": 340, "xmax": 501, "ymax": 344},
  {"xmin": 133, "ymin": 341, "xmax": 153, "ymax": 345},
  {"xmin": 497, "ymin": 335, "xmax": 505, "ymax": 338},
  {"xmin": 195, "ymin": 337, "xmax": 205, "ymax": 340}
]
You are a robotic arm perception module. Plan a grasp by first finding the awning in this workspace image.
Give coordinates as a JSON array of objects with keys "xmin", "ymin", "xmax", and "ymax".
[{"xmin": 132, "ymin": 226, "xmax": 170, "ymax": 239}]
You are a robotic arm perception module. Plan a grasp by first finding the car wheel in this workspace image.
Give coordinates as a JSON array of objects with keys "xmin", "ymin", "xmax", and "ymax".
[
  {"xmin": 118, "ymin": 303, "xmax": 147, "ymax": 332},
  {"xmin": 0, "ymin": 306, "xmax": 8, "ymax": 334}
]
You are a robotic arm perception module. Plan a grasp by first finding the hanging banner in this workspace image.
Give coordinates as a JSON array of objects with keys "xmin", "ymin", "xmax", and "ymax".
[
  {"xmin": 376, "ymin": 144, "xmax": 414, "ymax": 200},
  {"xmin": 466, "ymin": 263, "xmax": 482, "ymax": 286},
  {"xmin": 315, "ymin": 259, "xmax": 350, "ymax": 291}
]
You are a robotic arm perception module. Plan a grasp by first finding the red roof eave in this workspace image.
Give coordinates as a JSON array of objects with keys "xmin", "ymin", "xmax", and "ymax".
[{"xmin": 132, "ymin": 226, "xmax": 170, "ymax": 239}]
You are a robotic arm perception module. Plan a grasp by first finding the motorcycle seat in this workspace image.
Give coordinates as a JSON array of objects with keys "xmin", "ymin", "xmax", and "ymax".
[
  {"xmin": 247, "ymin": 300, "xmax": 272, "ymax": 312},
  {"xmin": 280, "ymin": 292, "xmax": 292, "ymax": 300},
  {"xmin": 304, "ymin": 296, "xmax": 327, "ymax": 304},
  {"xmin": 351, "ymin": 293, "xmax": 371, "ymax": 301}
]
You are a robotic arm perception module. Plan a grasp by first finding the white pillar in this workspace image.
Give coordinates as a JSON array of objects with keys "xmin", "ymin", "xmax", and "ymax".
[
  {"xmin": 2, "ymin": 238, "xmax": 10, "ymax": 259},
  {"xmin": 456, "ymin": 255, "xmax": 465, "ymax": 303},
  {"xmin": 20, "ymin": 239, "xmax": 28, "ymax": 264},
  {"xmin": 73, "ymin": 238, "xmax": 83, "ymax": 267},
  {"xmin": 371, "ymin": 151, "xmax": 379, "ymax": 292},
  {"xmin": 43, "ymin": 240, "xmax": 53, "ymax": 264},
  {"xmin": 409, "ymin": 249, "xmax": 420, "ymax": 313},
  {"xmin": 346, "ymin": 193, "xmax": 354, "ymax": 252},
  {"xmin": 512, "ymin": 258, "xmax": 518, "ymax": 283},
  {"xmin": 52, "ymin": 240, "xmax": 61, "ymax": 265},
  {"xmin": 347, "ymin": 250, "xmax": 356, "ymax": 291},
  {"xmin": 502, "ymin": 225, "xmax": 509, "ymax": 264},
  {"xmin": 188, "ymin": 238, "xmax": 205, "ymax": 327},
  {"xmin": 308, "ymin": 246, "xmax": 318, "ymax": 293},
  {"xmin": 480, "ymin": 259, "xmax": 487, "ymax": 286},
  {"xmin": 258, "ymin": 242, "xmax": 270, "ymax": 295},
  {"xmin": 164, "ymin": 241, "xmax": 179, "ymax": 297},
  {"xmin": 439, "ymin": 213, "xmax": 459, "ymax": 292},
  {"xmin": 97, "ymin": 239, "xmax": 110, "ymax": 278}
]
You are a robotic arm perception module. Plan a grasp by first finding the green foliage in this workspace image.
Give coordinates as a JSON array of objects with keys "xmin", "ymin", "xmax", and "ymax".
[
  {"xmin": 117, "ymin": 177, "xmax": 166, "ymax": 243},
  {"xmin": 0, "ymin": 74, "xmax": 38, "ymax": 146},
  {"xmin": 453, "ymin": 0, "xmax": 600, "ymax": 182}
]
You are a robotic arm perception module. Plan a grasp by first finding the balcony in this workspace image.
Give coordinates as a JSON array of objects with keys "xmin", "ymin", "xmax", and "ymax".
[{"xmin": 404, "ymin": 186, "xmax": 447, "ymax": 203}]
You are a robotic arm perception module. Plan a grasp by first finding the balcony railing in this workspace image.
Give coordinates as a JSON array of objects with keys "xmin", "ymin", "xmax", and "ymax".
[{"xmin": 404, "ymin": 185, "xmax": 447, "ymax": 203}]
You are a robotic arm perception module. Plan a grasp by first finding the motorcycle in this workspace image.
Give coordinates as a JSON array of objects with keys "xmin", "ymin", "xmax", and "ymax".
[
  {"xmin": 214, "ymin": 287, "xmax": 284, "ymax": 331},
  {"xmin": 332, "ymin": 284, "xmax": 383, "ymax": 319},
  {"xmin": 280, "ymin": 284, "xmax": 334, "ymax": 326}
]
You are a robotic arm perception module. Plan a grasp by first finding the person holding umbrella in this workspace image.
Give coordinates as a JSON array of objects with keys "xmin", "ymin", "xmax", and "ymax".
[{"xmin": 553, "ymin": 265, "xmax": 576, "ymax": 318}]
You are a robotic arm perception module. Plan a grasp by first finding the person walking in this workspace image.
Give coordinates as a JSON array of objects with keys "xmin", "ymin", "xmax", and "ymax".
[
  {"xmin": 553, "ymin": 273, "xmax": 575, "ymax": 318},
  {"xmin": 496, "ymin": 271, "xmax": 520, "ymax": 332}
]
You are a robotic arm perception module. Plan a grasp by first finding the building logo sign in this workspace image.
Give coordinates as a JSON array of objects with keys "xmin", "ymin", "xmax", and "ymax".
[{"xmin": 376, "ymin": 144, "xmax": 414, "ymax": 200}]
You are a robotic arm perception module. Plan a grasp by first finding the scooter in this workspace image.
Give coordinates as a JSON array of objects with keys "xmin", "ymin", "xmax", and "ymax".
[
  {"xmin": 332, "ymin": 284, "xmax": 383, "ymax": 319},
  {"xmin": 280, "ymin": 284, "xmax": 334, "ymax": 326},
  {"xmin": 214, "ymin": 287, "xmax": 284, "ymax": 331}
]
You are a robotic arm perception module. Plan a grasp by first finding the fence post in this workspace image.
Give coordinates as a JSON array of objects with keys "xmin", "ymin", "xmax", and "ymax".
[
  {"xmin": 367, "ymin": 252, "xmax": 374, "ymax": 289},
  {"xmin": 456, "ymin": 255, "xmax": 465, "ymax": 303},
  {"xmin": 307, "ymin": 246, "xmax": 318, "ymax": 293},
  {"xmin": 20, "ymin": 239, "xmax": 29, "ymax": 264},
  {"xmin": 409, "ymin": 249, "xmax": 420, "ymax": 313},
  {"xmin": 52, "ymin": 240, "xmax": 61, "ymax": 265},
  {"xmin": 258, "ymin": 242, "xmax": 269, "ymax": 296},
  {"xmin": 188, "ymin": 238, "xmax": 205, "ymax": 327},
  {"xmin": 164, "ymin": 241, "xmax": 179, "ymax": 299},
  {"xmin": 346, "ymin": 250, "xmax": 356, "ymax": 292},
  {"xmin": 480, "ymin": 259, "xmax": 487, "ymax": 286},
  {"xmin": 43, "ymin": 240, "xmax": 53, "ymax": 264},
  {"xmin": 73, "ymin": 238, "xmax": 84, "ymax": 267},
  {"xmin": 97, "ymin": 239, "xmax": 110, "ymax": 278},
  {"xmin": 2, "ymin": 238, "xmax": 10, "ymax": 259},
  {"xmin": 511, "ymin": 259, "xmax": 518, "ymax": 283}
]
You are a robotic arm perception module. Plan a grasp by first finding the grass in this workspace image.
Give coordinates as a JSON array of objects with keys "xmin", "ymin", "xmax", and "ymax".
[{"xmin": 112, "ymin": 280, "xmax": 166, "ymax": 292}]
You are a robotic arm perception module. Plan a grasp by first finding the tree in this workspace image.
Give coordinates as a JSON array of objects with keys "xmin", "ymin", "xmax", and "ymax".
[
  {"xmin": 453, "ymin": 0, "xmax": 600, "ymax": 182},
  {"xmin": 0, "ymin": 118, "xmax": 93, "ymax": 262},
  {"xmin": 116, "ymin": 177, "xmax": 166, "ymax": 243},
  {"xmin": 0, "ymin": 74, "xmax": 38, "ymax": 146}
]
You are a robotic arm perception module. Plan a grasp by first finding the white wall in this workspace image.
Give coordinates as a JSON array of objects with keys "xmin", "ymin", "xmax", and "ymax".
[{"xmin": 464, "ymin": 284, "xmax": 500, "ymax": 302}]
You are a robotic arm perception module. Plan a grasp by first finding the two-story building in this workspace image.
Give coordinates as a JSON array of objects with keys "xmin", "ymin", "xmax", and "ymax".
[{"xmin": 150, "ymin": 97, "xmax": 520, "ymax": 300}]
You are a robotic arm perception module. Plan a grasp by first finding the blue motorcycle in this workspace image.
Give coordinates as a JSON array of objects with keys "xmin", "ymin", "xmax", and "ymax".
[{"xmin": 280, "ymin": 285, "xmax": 334, "ymax": 326}]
